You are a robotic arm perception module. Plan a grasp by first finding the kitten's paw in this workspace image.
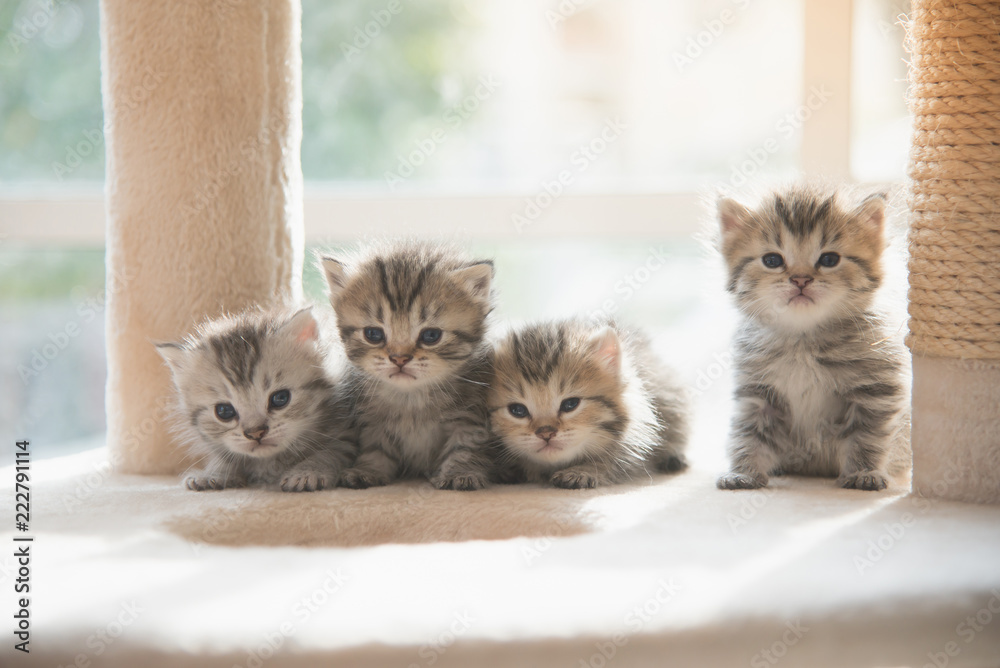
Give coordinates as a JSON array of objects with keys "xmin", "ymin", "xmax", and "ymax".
[
  {"xmin": 339, "ymin": 468, "xmax": 390, "ymax": 489},
  {"xmin": 280, "ymin": 470, "xmax": 329, "ymax": 493},
  {"xmin": 839, "ymin": 471, "xmax": 888, "ymax": 491},
  {"xmin": 431, "ymin": 470, "xmax": 488, "ymax": 491},
  {"xmin": 716, "ymin": 472, "xmax": 768, "ymax": 490},
  {"xmin": 184, "ymin": 475, "xmax": 243, "ymax": 491},
  {"xmin": 550, "ymin": 468, "xmax": 602, "ymax": 489},
  {"xmin": 657, "ymin": 454, "xmax": 689, "ymax": 474}
]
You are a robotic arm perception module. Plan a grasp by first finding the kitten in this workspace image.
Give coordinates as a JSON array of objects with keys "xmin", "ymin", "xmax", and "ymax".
[
  {"xmin": 488, "ymin": 319, "xmax": 690, "ymax": 488},
  {"xmin": 156, "ymin": 307, "xmax": 356, "ymax": 492},
  {"xmin": 715, "ymin": 186, "xmax": 909, "ymax": 491},
  {"xmin": 320, "ymin": 241, "xmax": 496, "ymax": 490}
]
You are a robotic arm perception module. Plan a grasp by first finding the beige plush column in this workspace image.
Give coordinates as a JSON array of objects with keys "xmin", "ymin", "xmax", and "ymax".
[
  {"xmin": 907, "ymin": 0, "xmax": 1000, "ymax": 503},
  {"xmin": 101, "ymin": 0, "xmax": 303, "ymax": 474}
]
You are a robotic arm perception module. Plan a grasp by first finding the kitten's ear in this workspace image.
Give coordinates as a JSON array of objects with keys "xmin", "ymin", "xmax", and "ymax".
[
  {"xmin": 319, "ymin": 256, "xmax": 348, "ymax": 300},
  {"xmin": 855, "ymin": 193, "xmax": 886, "ymax": 230},
  {"xmin": 155, "ymin": 342, "xmax": 188, "ymax": 373},
  {"xmin": 718, "ymin": 198, "xmax": 752, "ymax": 237},
  {"xmin": 451, "ymin": 261, "xmax": 493, "ymax": 302},
  {"xmin": 282, "ymin": 308, "xmax": 319, "ymax": 345},
  {"xmin": 588, "ymin": 327, "xmax": 621, "ymax": 376}
]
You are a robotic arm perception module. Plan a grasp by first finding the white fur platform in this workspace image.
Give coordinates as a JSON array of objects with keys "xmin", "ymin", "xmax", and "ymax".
[{"xmin": 3, "ymin": 447, "xmax": 999, "ymax": 667}]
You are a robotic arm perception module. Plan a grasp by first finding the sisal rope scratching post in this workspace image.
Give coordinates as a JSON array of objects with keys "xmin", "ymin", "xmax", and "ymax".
[
  {"xmin": 907, "ymin": 0, "xmax": 1000, "ymax": 503},
  {"xmin": 101, "ymin": 0, "xmax": 304, "ymax": 474}
]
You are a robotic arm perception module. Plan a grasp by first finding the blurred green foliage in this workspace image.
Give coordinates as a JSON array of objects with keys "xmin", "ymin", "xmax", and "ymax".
[
  {"xmin": 0, "ymin": 0, "xmax": 475, "ymax": 182},
  {"xmin": 0, "ymin": 0, "xmax": 104, "ymax": 181},
  {"xmin": 301, "ymin": 0, "xmax": 479, "ymax": 180},
  {"xmin": 0, "ymin": 246, "xmax": 104, "ymax": 299}
]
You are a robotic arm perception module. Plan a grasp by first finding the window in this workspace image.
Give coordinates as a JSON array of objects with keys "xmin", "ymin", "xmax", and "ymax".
[{"xmin": 1, "ymin": 0, "xmax": 912, "ymax": 458}]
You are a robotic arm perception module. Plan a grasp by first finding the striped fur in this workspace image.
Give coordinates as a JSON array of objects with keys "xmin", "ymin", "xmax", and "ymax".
[
  {"xmin": 716, "ymin": 186, "xmax": 910, "ymax": 491},
  {"xmin": 320, "ymin": 241, "xmax": 497, "ymax": 490},
  {"xmin": 488, "ymin": 319, "xmax": 690, "ymax": 488},
  {"xmin": 156, "ymin": 308, "xmax": 357, "ymax": 492}
]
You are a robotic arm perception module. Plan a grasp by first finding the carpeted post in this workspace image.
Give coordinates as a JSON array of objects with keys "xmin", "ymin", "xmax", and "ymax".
[{"xmin": 101, "ymin": 0, "xmax": 304, "ymax": 474}]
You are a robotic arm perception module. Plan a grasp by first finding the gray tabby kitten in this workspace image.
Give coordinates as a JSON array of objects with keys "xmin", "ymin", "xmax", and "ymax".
[
  {"xmin": 156, "ymin": 308, "xmax": 357, "ymax": 492},
  {"xmin": 488, "ymin": 319, "xmax": 689, "ymax": 488},
  {"xmin": 320, "ymin": 241, "xmax": 496, "ymax": 490},
  {"xmin": 716, "ymin": 186, "xmax": 909, "ymax": 491}
]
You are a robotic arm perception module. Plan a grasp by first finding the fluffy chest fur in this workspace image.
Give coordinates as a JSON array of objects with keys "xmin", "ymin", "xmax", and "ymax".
[
  {"xmin": 763, "ymin": 343, "xmax": 841, "ymax": 436},
  {"xmin": 349, "ymin": 363, "xmax": 489, "ymax": 477}
]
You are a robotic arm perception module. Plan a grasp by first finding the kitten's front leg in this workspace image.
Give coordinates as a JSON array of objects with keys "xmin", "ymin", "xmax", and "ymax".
[
  {"xmin": 281, "ymin": 441, "xmax": 355, "ymax": 492},
  {"xmin": 717, "ymin": 392, "xmax": 784, "ymax": 490},
  {"xmin": 550, "ymin": 463, "xmax": 617, "ymax": 489},
  {"xmin": 836, "ymin": 387, "xmax": 902, "ymax": 491},
  {"xmin": 184, "ymin": 458, "xmax": 247, "ymax": 491},
  {"xmin": 339, "ymin": 446, "xmax": 399, "ymax": 489},
  {"xmin": 430, "ymin": 425, "xmax": 492, "ymax": 491}
]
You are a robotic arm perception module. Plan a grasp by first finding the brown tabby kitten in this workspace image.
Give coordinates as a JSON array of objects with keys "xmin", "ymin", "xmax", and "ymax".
[
  {"xmin": 716, "ymin": 186, "xmax": 909, "ymax": 491},
  {"xmin": 320, "ymin": 241, "xmax": 496, "ymax": 490},
  {"xmin": 488, "ymin": 319, "xmax": 689, "ymax": 488},
  {"xmin": 156, "ymin": 308, "xmax": 357, "ymax": 492}
]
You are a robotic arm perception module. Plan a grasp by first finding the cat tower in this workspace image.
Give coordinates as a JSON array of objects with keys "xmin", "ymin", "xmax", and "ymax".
[
  {"xmin": 4, "ymin": 1, "xmax": 998, "ymax": 667},
  {"xmin": 906, "ymin": 0, "xmax": 1000, "ymax": 504}
]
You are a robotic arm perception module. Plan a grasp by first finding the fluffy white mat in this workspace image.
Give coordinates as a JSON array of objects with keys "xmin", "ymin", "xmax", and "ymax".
[{"xmin": 3, "ymin": 447, "xmax": 999, "ymax": 668}]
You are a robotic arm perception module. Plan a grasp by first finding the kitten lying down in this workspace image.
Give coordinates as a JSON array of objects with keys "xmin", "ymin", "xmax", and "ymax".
[
  {"xmin": 488, "ymin": 319, "xmax": 690, "ymax": 488},
  {"xmin": 715, "ymin": 186, "xmax": 910, "ymax": 491},
  {"xmin": 156, "ymin": 308, "xmax": 357, "ymax": 492}
]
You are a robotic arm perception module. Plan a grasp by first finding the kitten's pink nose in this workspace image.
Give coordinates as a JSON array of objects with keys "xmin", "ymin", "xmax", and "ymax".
[
  {"xmin": 244, "ymin": 425, "xmax": 269, "ymax": 441},
  {"xmin": 535, "ymin": 426, "xmax": 558, "ymax": 441},
  {"xmin": 389, "ymin": 353, "xmax": 413, "ymax": 368},
  {"xmin": 790, "ymin": 275, "xmax": 814, "ymax": 289}
]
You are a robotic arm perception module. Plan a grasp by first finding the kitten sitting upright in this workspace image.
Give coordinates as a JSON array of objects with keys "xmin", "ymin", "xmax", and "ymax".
[
  {"xmin": 320, "ymin": 241, "xmax": 496, "ymax": 491},
  {"xmin": 156, "ymin": 308, "xmax": 356, "ymax": 492},
  {"xmin": 488, "ymin": 320, "xmax": 689, "ymax": 488},
  {"xmin": 715, "ymin": 186, "xmax": 909, "ymax": 491}
]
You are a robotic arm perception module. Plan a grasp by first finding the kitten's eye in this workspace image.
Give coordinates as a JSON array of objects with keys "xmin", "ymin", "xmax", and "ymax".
[
  {"xmin": 559, "ymin": 397, "xmax": 581, "ymax": 413},
  {"xmin": 762, "ymin": 253, "xmax": 785, "ymax": 269},
  {"xmin": 363, "ymin": 327, "xmax": 385, "ymax": 344},
  {"xmin": 269, "ymin": 389, "xmax": 291, "ymax": 409},
  {"xmin": 508, "ymin": 403, "xmax": 529, "ymax": 419},
  {"xmin": 215, "ymin": 403, "xmax": 237, "ymax": 421},
  {"xmin": 818, "ymin": 252, "xmax": 841, "ymax": 268},
  {"xmin": 419, "ymin": 328, "xmax": 442, "ymax": 345}
]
